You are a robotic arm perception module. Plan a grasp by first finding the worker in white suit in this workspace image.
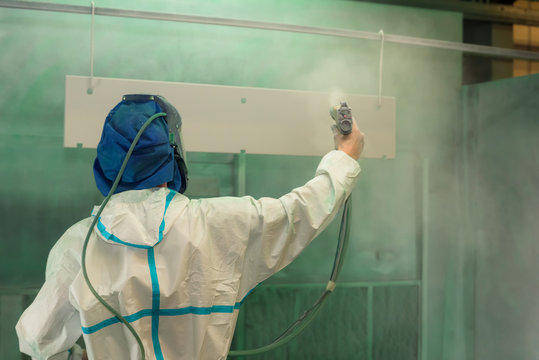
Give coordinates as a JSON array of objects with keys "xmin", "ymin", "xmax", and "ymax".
[{"xmin": 16, "ymin": 95, "xmax": 364, "ymax": 360}]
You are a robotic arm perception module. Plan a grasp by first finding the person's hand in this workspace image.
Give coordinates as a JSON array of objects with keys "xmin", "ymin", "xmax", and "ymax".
[{"xmin": 333, "ymin": 119, "xmax": 365, "ymax": 160}]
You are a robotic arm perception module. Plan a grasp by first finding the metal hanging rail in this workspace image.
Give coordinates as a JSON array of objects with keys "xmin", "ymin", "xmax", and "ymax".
[{"xmin": 1, "ymin": 0, "xmax": 539, "ymax": 61}]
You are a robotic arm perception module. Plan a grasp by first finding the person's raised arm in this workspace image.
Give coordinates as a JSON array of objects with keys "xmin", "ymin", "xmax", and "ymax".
[{"xmin": 235, "ymin": 119, "xmax": 365, "ymax": 297}]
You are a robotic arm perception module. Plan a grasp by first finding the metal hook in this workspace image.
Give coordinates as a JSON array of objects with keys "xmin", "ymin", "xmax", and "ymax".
[
  {"xmin": 378, "ymin": 29, "xmax": 384, "ymax": 107},
  {"xmin": 88, "ymin": 1, "xmax": 95, "ymax": 94}
]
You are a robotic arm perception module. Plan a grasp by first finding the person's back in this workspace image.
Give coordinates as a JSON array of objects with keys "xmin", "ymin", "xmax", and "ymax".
[{"xmin": 16, "ymin": 95, "xmax": 364, "ymax": 359}]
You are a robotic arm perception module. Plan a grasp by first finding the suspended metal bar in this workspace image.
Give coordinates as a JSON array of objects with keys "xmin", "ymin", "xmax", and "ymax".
[
  {"xmin": 353, "ymin": 0, "xmax": 539, "ymax": 27},
  {"xmin": 1, "ymin": 0, "xmax": 538, "ymax": 61}
]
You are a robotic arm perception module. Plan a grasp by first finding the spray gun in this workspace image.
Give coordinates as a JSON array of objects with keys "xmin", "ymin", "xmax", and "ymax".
[{"xmin": 329, "ymin": 102, "xmax": 353, "ymax": 135}]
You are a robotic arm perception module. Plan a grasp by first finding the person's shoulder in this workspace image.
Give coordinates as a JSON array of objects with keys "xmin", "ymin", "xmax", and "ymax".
[
  {"xmin": 50, "ymin": 218, "xmax": 93, "ymax": 259},
  {"xmin": 45, "ymin": 217, "xmax": 92, "ymax": 275},
  {"xmin": 63, "ymin": 217, "xmax": 94, "ymax": 240}
]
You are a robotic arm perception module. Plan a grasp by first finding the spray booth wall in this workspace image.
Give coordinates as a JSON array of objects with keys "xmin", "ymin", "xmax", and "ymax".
[
  {"xmin": 0, "ymin": 1, "xmax": 465, "ymax": 359},
  {"xmin": 460, "ymin": 74, "xmax": 539, "ymax": 360}
]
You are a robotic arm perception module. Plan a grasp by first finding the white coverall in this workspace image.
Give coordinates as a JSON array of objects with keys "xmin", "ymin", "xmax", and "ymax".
[{"xmin": 16, "ymin": 150, "xmax": 360, "ymax": 360}]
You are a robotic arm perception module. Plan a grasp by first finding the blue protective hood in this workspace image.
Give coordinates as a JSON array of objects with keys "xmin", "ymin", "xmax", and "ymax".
[{"xmin": 93, "ymin": 99, "xmax": 182, "ymax": 196}]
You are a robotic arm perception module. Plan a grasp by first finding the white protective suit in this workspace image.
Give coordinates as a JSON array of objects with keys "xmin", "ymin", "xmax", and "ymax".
[{"xmin": 16, "ymin": 150, "xmax": 360, "ymax": 360}]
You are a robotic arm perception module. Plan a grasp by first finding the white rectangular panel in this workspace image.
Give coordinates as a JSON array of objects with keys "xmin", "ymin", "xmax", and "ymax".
[{"xmin": 65, "ymin": 76, "xmax": 396, "ymax": 158}]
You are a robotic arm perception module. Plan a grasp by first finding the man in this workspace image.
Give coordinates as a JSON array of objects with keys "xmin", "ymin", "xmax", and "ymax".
[{"xmin": 16, "ymin": 95, "xmax": 364, "ymax": 359}]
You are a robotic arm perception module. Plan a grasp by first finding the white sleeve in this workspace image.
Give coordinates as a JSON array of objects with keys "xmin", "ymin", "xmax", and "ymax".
[
  {"xmin": 239, "ymin": 150, "xmax": 360, "ymax": 296},
  {"xmin": 16, "ymin": 220, "xmax": 88, "ymax": 360}
]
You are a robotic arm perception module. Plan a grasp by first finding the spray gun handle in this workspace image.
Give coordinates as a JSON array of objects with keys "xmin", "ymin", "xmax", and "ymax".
[{"xmin": 330, "ymin": 102, "xmax": 353, "ymax": 135}]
